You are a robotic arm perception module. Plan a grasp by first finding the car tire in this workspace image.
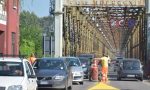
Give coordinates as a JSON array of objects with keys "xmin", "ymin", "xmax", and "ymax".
[
  {"xmin": 68, "ymin": 86, "xmax": 72, "ymax": 90},
  {"xmin": 89, "ymin": 75, "xmax": 92, "ymax": 81},
  {"xmin": 68, "ymin": 82, "xmax": 72, "ymax": 90},
  {"xmin": 63, "ymin": 86, "xmax": 68, "ymax": 90},
  {"xmin": 117, "ymin": 76, "xmax": 121, "ymax": 81},
  {"xmin": 63, "ymin": 83, "xmax": 68, "ymax": 90},
  {"xmin": 36, "ymin": 87, "xmax": 38, "ymax": 90},
  {"xmin": 139, "ymin": 77, "xmax": 143, "ymax": 81},
  {"xmin": 79, "ymin": 81, "xmax": 83, "ymax": 85}
]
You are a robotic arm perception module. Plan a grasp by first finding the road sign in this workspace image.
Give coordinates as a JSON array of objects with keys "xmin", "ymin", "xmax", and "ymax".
[{"xmin": 128, "ymin": 19, "xmax": 136, "ymax": 28}]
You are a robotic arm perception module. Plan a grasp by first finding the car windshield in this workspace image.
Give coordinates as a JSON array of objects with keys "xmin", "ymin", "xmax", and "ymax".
[
  {"xmin": 0, "ymin": 62, "xmax": 24, "ymax": 76},
  {"xmin": 66, "ymin": 58, "xmax": 81, "ymax": 66},
  {"xmin": 123, "ymin": 60, "xmax": 140, "ymax": 70},
  {"xmin": 38, "ymin": 59, "xmax": 66, "ymax": 70},
  {"xmin": 79, "ymin": 58, "xmax": 90, "ymax": 68}
]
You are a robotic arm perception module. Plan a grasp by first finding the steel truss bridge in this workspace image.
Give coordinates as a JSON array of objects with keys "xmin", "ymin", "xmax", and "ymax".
[
  {"xmin": 41, "ymin": 0, "xmax": 150, "ymax": 78},
  {"xmin": 47, "ymin": 0, "xmax": 147, "ymax": 66},
  {"xmin": 51, "ymin": 0, "xmax": 144, "ymax": 61}
]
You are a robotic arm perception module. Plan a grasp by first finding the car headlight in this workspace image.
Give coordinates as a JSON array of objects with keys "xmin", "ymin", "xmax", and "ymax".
[
  {"xmin": 54, "ymin": 75, "xmax": 65, "ymax": 80},
  {"xmin": 8, "ymin": 85, "xmax": 22, "ymax": 90},
  {"xmin": 80, "ymin": 72, "xmax": 84, "ymax": 75}
]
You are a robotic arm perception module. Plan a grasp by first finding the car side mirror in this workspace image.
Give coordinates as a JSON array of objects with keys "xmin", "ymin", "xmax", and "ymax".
[{"xmin": 140, "ymin": 65, "xmax": 143, "ymax": 69}]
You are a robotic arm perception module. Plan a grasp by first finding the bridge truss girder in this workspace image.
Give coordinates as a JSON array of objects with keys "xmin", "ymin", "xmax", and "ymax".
[{"xmin": 62, "ymin": 5, "xmax": 145, "ymax": 58}]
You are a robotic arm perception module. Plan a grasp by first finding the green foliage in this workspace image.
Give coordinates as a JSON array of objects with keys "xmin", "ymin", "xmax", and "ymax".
[
  {"xmin": 20, "ymin": 11, "xmax": 43, "ymax": 57},
  {"xmin": 20, "ymin": 39, "xmax": 35, "ymax": 56}
]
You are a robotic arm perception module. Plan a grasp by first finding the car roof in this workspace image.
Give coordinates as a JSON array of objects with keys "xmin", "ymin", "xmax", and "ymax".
[
  {"xmin": 122, "ymin": 58, "xmax": 140, "ymax": 61},
  {"xmin": 0, "ymin": 57, "xmax": 27, "ymax": 62},
  {"xmin": 61, "ymin": 56, "xmax": 79, "ymax": 58},
  {"xmin": 36, "ymin": 57, "xmax": 64, "ymax": 61}
]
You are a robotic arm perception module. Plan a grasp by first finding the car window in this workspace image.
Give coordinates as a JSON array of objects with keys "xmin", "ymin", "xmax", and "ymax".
[
  {"xmin": 38, "ymin": 59, "xmax": 66, "ymax": 70},
  {"xmin": 66, "ymin": 58, "xmax": 81, "ymax": 66},
  {"xmin": 79, "ymin": 58, "xmax": 90, "ymax": 67},
  {"xmin": 0, "ymin": 62, "xmax": 24, "ymax": 76},
  {"xmin": 123, "ymin": 61, "xmax": 140, "ymax": 70}
]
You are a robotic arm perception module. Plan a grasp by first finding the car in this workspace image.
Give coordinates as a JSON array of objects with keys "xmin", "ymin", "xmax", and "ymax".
[
  {"xmin": 78, "ymin": 54, "xmax": 96, "ymax": 60},
  {"xmin": 117, "ymin": 58, "xmax": 143, "ymax": 81},
  {"xmin": 62, "ymin": 57, "xmax": 84, "ymax": 85},
  {"xmin": 111, "ymin": 57, "xmax": 124, "ymax": 72},
  {"xmin": 0, "ymin": 55, "xmax": 37, "ymax": 90},
  {"xmin": 78, "ymin": 57, "xmax": 91, "ymax": 79},
  {"xmin": 33, "ymin": 58, "xmax": 72, "ymax": 90}
]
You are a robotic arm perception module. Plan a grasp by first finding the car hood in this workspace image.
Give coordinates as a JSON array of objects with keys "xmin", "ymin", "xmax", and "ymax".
[
  {"xmin": 0, "ymin": 77, "xmax": 24, "ymax": 86},
  {"xmin": 71, "ymin": 66, "xmax": 83, "ymax": 72},
  {"xmin": 35, "ymin": 69, "xmax": 66, "ymax": 77}
]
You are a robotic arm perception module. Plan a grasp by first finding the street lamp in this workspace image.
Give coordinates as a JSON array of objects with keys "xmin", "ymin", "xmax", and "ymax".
[{"xmin": 43, "ymin": 33, "xmax": 46, "ymax": 57}]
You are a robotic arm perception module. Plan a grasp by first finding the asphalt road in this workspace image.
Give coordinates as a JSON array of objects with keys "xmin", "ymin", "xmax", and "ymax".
[
  {"xmin": 39, "ymin": 65, "xmax": 150, "ymax": 90},
  {"xmin": 108, "ymin": 65, "xmax": 150, "ymax": 90},
  {"xmin": 72, "ymin": 79, "xmax": 96, "ymax": 90},
  {"xmin": 73, "ymin": 64, "xmax": 150, "ymax": 90},
  {"xmin": 108, "ymin": 71, "xmax": 150, "ymax": 90}
]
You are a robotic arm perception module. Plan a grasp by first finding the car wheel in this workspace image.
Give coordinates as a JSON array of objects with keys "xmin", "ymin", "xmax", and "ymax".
[
  {"xmin": 63, "ymin": 86, "xmax": 68, "ymax": 90},
  {"xmin": 117, "ymin": 75, "xmax": 121, "ymax": 80},
  {"xmin": 139, "ymin": 77, "xmax": 143, "ymax": 81},
  {"xmin": 68, "ymin": 82, "xmax": 72, "ymax": 90},
  {"xmin": 68, "ymin": 86, "xmax": 72, "ymax": 90},
  {"xmin": 63, "ymin": 83, "xmax": 68, "ymax": 90},
  {"xmin": 89, "ymin": 75, "xmax": 92, "ymax": 81},
  {"xmin": 79, "ymin": 81, "xmax": 83, "ymax": 85}
]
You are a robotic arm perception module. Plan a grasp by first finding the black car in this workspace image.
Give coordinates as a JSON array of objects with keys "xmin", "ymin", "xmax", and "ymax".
[
  {"xmin": 117, "ymin": 58, "xmax": 143, "ymax": 81},
  {"xmin": 78, "ymin": 57, "xmax": 91, "ymax": 79},
  {"xmin": 33, "ymin": 58, "xmax": 72, "ymax": 90}
]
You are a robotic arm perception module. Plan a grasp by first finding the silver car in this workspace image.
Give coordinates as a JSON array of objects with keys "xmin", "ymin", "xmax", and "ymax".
[{"xmin": 62, "ymin": 57, "xmax": 84, "ymax": 85}]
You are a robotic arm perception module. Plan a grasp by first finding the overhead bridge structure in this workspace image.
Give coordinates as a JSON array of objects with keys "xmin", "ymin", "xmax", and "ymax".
[{"xmin": 53, "ymin": 0, "xmax": 150, "ymax": 76}]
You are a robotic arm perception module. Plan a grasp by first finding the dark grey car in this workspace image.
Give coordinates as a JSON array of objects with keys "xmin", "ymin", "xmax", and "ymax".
[
  {"xmin": 33, "ymin": 58, "xmax": 72, "ymax": 90},
  {"xmin": 117, "ymin": 58, "xmax": 143, "ymax": 81}
]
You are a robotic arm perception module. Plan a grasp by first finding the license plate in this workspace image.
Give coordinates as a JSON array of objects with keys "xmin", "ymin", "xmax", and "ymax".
[
  {"xmin": 127, "ymin": 75, "xmax": 135, "ymax": 77},
  {"xmin": 40, "ymin": 81, "xmax": 49, "ymax": 84}
]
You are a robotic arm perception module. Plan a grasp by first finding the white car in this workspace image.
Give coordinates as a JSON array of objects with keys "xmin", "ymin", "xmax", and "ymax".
[{"xmin": 0, "ymin": 56, "xmax": 37, "ymax": 90}]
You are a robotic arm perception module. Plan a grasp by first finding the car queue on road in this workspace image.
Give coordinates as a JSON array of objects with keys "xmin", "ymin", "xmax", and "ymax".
[{"xmin": 0, "ymin": 54, "xmax": 144, "ymax": 90}]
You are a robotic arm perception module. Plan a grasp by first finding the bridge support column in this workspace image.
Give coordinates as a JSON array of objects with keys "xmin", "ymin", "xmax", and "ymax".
[
  {"xmin": 54, "ymin": 0, "xmax": 63, "ymax": 57},
  {"xmin": 144, "ymin": 0, "xmax": 150, "ymax": 76}
]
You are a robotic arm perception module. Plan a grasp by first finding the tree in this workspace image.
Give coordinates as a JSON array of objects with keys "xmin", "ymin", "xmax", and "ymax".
[{"xmin": 20, "ymin": 11, "xmax": 43, "ymax": 57}]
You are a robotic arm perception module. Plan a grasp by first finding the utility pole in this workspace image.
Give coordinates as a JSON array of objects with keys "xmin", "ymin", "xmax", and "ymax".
[
  {"xmin": 43, "ymin": 33, "xmax": 46, "ymax": 57},
  {"xmin": 54, "ymin": 0, "xmax": 63, "ymax": 57},
  {"xmin": 49, "ymin": 0, "xmax": 55, "ymax": 57}
]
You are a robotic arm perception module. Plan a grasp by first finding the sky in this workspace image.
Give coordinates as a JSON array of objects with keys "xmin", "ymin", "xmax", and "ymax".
[{"xmin": 21, "ymin": 0, "xmax": 50, "ymax": 17}]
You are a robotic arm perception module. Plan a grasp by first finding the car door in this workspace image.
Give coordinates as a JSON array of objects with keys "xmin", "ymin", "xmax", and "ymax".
[{"xmin": 25, "ymin": 61, "xmax": 37, "ymax": 90}]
